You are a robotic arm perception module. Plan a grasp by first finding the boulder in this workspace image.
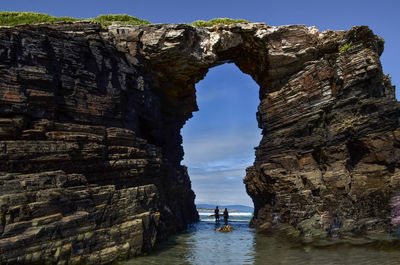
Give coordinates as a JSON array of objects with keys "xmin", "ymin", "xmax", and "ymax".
[{"xmin": 216, "ymin": 225, "xmax": 235, "ymax": 232}]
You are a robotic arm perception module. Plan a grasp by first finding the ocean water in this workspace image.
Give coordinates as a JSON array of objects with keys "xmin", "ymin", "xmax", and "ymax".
[
  {"xmin": 123, "ymin": 212, "xmax": 400, "ymax": 265},
  {"xmin": 198, "ymin": 210, "xmax": 253, "ymax": 222}
]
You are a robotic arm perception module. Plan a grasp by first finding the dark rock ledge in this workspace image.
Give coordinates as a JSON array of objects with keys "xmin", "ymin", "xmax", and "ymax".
[{"xmin": 0, "ymin": 21, "xmax": 398, "ymax": 264}]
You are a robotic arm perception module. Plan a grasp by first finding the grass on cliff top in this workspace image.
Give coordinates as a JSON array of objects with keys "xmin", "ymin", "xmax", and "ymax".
[
  {"xmin": 0, "ymin": 12, "xmax": 249, "ymax": 27},
  {"xmin": 0, "ymin": 12, "xmax": 79, "ymax": 26},
  {"xmin": 0, "ymin": 12, "xmax": 151, "ymax": 26},
  {"xmin": 190, "ymin": 18, "xmax": 250, "ymax": 27},
  {"xmin": 90, "ymin": 14, "xmax": 151, "ymax": 26}
]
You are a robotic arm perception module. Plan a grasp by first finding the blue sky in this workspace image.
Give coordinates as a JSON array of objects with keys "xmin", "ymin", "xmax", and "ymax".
[
  {"xmin": 3, "ymin": 0, "xmax": 399, "ymax": 206},
  {"xmin": 181, "ymin": 64, "xmax": 260, "ymax": 206}
]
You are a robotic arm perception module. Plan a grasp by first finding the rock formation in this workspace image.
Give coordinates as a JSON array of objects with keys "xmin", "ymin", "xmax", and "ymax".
[
  {"xmin": 0, "ymin": 22, "xmax": 199, "ymax": 264},
  {"xmin": 0, "ymin": 21, "xmax": 398, "ymax": 263},
  {"xmin": 216, "ymin": 225, "xmax": 235, "ymax": 232}
]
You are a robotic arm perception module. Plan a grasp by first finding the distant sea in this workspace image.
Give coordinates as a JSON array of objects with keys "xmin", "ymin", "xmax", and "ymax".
[
  {"xmin": 198, "ymin": 210, "xmax": 253, "ymax": 222},
  {"xmin": 196, "ymin": 204, "xmax": 254, "ymax": 222}
]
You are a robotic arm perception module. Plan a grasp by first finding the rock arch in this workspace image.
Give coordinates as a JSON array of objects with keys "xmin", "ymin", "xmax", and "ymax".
[
  {"xmin": 0, "ymin": 21, "xmax": 399, "ymax": 264},
  {"xmin": 113, "ymin": 23, "xmax": 399, "ymax": 230}
]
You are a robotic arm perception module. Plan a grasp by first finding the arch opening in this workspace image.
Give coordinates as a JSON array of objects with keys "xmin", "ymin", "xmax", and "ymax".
[{"xmin": 181, "ymin": 63, "xmax": 261, "ymax": 216}]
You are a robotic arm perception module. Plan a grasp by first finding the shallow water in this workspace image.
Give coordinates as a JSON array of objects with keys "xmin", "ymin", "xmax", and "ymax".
[
  {"xmin": 123, "ymin": 221, "xmax": 255, "ymax": 265},
  {"xmin": 123, "ymin": 215, "xmax": 400, "ymax": 265}
]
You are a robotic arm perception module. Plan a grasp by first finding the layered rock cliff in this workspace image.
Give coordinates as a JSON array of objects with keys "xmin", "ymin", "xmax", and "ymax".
[
  {"xmin": 0, "ymin": 21, "xmax": 399, "ymax": 264},
  {"xmin": 0, "ymin": 22, "xmax": 199, "ymax": 264}
]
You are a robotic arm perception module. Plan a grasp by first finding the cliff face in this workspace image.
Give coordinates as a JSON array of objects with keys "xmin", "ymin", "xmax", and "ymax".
[
  {"xmin": 0, "ymin": 22, "xmax": 199, "ymax": 264},
  {"xmin": 0, "ymin": 21, "xmax": 399, "ymax": 264}
]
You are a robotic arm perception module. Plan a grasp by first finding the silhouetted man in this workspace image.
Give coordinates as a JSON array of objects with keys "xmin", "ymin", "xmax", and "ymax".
[
  {"xmin": 223, "ymin": 208, "xmax": 229, "ymax": 225},
  {"xmin": 214, "ymin": 206, "xmax": 220, "ymax": 223}
]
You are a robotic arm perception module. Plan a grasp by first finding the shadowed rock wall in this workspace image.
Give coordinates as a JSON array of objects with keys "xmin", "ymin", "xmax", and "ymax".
[
  {"xmin": 0, "ymin": 22, "xmax": 198, "ymax": 264},
  {"xmin": 0, "ymin": 21, "xmax": 399, "ymax": 264}
]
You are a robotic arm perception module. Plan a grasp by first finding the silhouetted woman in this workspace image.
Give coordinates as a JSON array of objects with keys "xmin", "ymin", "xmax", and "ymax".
[
  {"xmin": 223, "ymin": 208, "xmax": 229, "ymax": 225},
  {"xmin": 214, "ymin": 206, "xmax": 220, "ymax": 223}
]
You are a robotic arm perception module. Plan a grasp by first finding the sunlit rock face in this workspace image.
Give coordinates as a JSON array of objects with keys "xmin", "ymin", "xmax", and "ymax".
[{"xmin": 0, "ymin": 21, "xmax": 399, "ymax": 264}]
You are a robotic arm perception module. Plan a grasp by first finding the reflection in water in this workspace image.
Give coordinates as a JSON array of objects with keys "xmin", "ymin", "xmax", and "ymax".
[
  {"xmin": 123, "ymin": 221, "xmax": 255, "ymax": 265},
  {"xmin": 123, "ymin": 221, "xmax": 400, "ymax": 265},
  {"xmin": 253, "ymin": 233, "xmax": 400, "ymax": 265}
]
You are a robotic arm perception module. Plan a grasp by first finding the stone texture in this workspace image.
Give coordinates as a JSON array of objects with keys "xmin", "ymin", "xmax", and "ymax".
[
  {"xmin": 216, "ymin": 225, "xmax": 235, "ymax": 232},
  {"xmin": 0, "ymin": 22, "xmax": 198, "ymax": 264},
  {"xmin": 0, "ymin": 21, "xmax": 399, "ymax": 263}
]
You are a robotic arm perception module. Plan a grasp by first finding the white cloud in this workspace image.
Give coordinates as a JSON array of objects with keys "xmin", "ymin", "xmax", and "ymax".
[
  {"xmin": 182, "ymin": 129, "xmax": 261, "ymax": 165},
  {"xmin": 182, "ymin": 129, "xmax": 261, "ymax": 207},
  {"xmin": 194, "ymin": 182, "xmax": 253, "ymax": 206}
]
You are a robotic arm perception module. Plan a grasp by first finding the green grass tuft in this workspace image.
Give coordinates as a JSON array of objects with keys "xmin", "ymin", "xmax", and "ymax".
[
  {"xmin": 339, "ymin": 41, "xmax": 353, "ymax": 53},
  {"xmin": 0, "ymin": 11, "xmax": 151, "ymax": 27},
  {"xmin": 0, "ymin": 12, "xmax": 250, "ymax": 28},
  {"xmin": 0, "ymin": 11, "xmax": 78, "ymax": 26},
  {"xmin": 190, "ymin": 18, "xmax": 249, "ymax": 27},
  {"xmin": 92, "ymin": 14, "xmax": 151, "ymax": 26}
]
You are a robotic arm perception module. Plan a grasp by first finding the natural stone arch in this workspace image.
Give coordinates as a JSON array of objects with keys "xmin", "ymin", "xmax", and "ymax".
[
  {"xmin": 109, "ymin": 23, "xmax": 399, "ymax": 231},
  {"xmin": 0, "ymin": 21, "xmax": 399, "ymax": 264}
]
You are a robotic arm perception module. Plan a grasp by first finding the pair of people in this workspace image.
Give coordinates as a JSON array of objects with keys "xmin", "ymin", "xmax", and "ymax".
[{"xmin": 214, "ymin": 206, "xmax": 229, "ymax": 224}]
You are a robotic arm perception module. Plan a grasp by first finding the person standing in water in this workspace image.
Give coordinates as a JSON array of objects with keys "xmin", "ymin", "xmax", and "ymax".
[
  {"xmin": 214, "ymin": 206, "xmax": 220, "ymax": 223},
  {"xmin": 223, "ymin": 208, "xmax": 229, "ymax": 225}
]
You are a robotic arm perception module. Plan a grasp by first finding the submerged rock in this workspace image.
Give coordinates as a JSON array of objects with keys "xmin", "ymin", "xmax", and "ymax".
[{"xmin": 216, "ymin": 225, "xmax": 235, "ymax": 232}]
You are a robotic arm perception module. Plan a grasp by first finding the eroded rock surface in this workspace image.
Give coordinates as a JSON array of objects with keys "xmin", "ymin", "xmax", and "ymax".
[{"xmin": 0, "ymin": 21, "xmax": 398, "ymax": 263}]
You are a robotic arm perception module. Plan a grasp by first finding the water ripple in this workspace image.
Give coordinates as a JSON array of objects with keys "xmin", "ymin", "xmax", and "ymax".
[{"xmin": 123, "ymin": 221, "xmax": 400, "ymax": 265}]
